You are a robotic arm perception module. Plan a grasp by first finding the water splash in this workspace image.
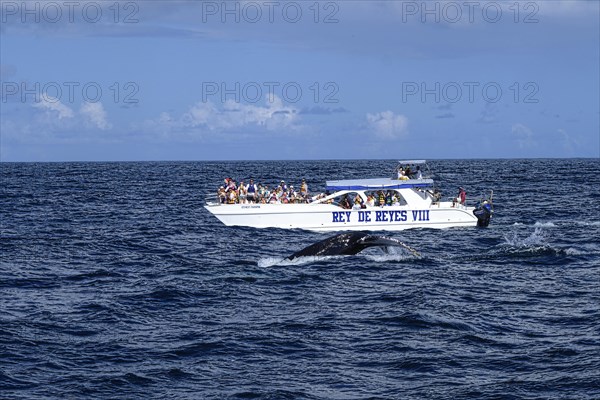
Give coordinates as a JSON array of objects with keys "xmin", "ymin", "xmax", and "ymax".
[
  {"xmin": 503, "ymin": 227, "xmax": 548, "ymax": 248},
  {"xmin": 257, "ymin": 247, "xmax": 420, "ymax": 267},
  {"xmin": 364, "ymin": 246, "xmax": 420, "ymax": 262},
  {"xmin": 257, "ymin": 255, "xmax": 341, "ymax": 268},
  {"xmin": 257, "ymin": 257, "xmax": 285, "ymax": 268}
]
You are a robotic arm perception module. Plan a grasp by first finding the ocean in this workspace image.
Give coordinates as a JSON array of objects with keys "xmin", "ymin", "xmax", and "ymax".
[{"xmin": 1, "ymin": 159, "xmax": 599, "ymax": 399}]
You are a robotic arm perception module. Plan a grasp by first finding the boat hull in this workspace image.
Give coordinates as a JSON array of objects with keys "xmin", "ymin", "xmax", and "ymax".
[{"xmin": 204, "ymin": 203, "xmax": 478, "ymax": 231}]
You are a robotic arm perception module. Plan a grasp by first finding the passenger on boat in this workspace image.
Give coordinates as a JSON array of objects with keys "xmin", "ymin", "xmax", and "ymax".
[
  {"xmin": 386, "ymin": 191, "xmax": 395, "ymax": 206},
  {"xmin": 269, "ymin": 192, "xmax": 279, "ymax": 204},
  {"xmin": 314, "ymin": 192, "xmax": 327, "ymax": 203},
  {"xmin": 453, "ymin": 187, "xmax": 466, "ymax": 207},
  {"xmin": 415, "ymin": 165, "xmax": 423, "ymax": 179},
  {"xmin": 300, "ymin": 179, "xmax": 308, "ymax": 200},
  {"xmin": 238, "ymin": 181, "xmax": 247, "ymax": 204},
  {"xmin": 227, "ymin": 189, "xmax": 237, "ymax": 204},
  {"xmin": 340, "ymin": 195, "xmax": 352, "ymax": 209},
  {"xmin": 397, "ymin": 167, "xmax": 405, "ymax": 180},
  {"xmin": 377, "ymin": 191, "xmax": 386, "ymax": 207},
  {"xmin": 399, "ymin": 169, "xmax": 410, "ymax": 180},
  {"xmin": 260, "ymin": 185, "xmax": 270, "ymax": 203},
  {"xmin": 427, "ymin": 188, "xmax": 441, "ymax": 203},
  {"xmin": 247, "ymin": 179, "xmax": 257, "ymax": 203},
  {"xmin": 225, "ymin": 178, "xmax": 237, "ymax": 193},
  {"xmin": 366, "ymin": 194, "xmax": 375, "ymax": 207},
  {"xmin": 218, "ymin": 187, "xmax": 226, "ymax": 204},
  {"xmin": 352, "ymin": 195, "xmax": 363, "ymax": 210}
]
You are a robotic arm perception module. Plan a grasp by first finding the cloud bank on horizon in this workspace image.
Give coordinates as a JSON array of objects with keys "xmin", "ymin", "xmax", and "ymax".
[{"xmin": 1, "ymin": 0, "xmax": 598, "ymax": 161}]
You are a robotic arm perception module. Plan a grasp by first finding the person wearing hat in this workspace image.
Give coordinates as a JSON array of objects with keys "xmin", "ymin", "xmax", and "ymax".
[{"xmin": 218, "ymin": 186, "xmax": 226, "ymax": 204}]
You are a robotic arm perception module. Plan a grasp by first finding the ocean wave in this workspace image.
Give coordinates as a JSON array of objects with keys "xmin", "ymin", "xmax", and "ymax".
[
  {"xmin": 3, "ymin": 159, "xmax": 599, "ymax": 400},
  {"xmin": 574, "ymin": 220, "xmax": 600, "ymax": 227}
]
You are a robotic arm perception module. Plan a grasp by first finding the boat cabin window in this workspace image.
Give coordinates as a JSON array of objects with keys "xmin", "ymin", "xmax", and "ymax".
[
  {"xmin": 331, "ymin": 192, "xmax": 366, "ymax": 209},
  {"xmin": 364, "ymin": 190, "xmax": 407, "ymax": 207}
]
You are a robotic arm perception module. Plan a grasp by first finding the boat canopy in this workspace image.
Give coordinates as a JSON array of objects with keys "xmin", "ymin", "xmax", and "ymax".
[
  {"xmin": 326, "ymin": 178, "xmax": 433, "ymax": 191},
  {"xmin": 398, "ymin": 160, "xmax": 427, "ymax": 164}
]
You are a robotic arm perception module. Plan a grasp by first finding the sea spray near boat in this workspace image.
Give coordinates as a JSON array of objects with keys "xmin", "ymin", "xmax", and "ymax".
[{"xmin": 204, "ymin": 160, "xmax": 493, "ymax": 231}]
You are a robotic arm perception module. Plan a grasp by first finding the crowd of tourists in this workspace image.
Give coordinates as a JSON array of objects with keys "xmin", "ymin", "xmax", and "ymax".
[{"xmin": 217, "ymin": 178, "xmax": 310, "ymax": 204}]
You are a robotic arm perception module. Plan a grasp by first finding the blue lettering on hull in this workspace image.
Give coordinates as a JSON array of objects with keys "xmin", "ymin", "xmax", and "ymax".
[
  {"xmin": 332, "ymin": 210, "xmax": 429, "ymax": 224},
  {"xmin": 332, "ymin": 211, "xmax": 353, "ymax": 223}
]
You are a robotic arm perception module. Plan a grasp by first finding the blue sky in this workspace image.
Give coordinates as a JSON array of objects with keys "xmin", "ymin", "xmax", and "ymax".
[{"xmin": 1, "ymin": 0, "xmax": 598, "ymax": 161}]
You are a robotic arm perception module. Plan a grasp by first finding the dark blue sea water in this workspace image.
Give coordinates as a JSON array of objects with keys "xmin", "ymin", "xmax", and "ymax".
[{"xmin": 1, "ymin": 159, "xmax": 599, "ymax": 399}]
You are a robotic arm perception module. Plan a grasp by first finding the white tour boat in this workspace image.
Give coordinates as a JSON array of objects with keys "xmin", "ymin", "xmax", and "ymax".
[{"xmin": 204, "ymin": 161, "xmax": 493, "ymax": 231}]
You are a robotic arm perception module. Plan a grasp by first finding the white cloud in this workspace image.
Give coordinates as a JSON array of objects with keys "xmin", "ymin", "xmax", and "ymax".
[
  {"xmin": 148, "ymin": 95, "xmax": 301, "ymax": 139},
  {"xmin": 511, "ymin": 123, "xmax": 536, "ymax": 149},
  {"xmin": 13, "ymin": 97, "xmax": 113, "ymax": 145},
  {"xmin": 32, "ymin": 95, "xmax": 74, "ymax": 120},
  {"xmin": 80, "ymin": 102, "xmax": 111, "ymax": 130},
  {"xmin": 31, "ymin": 95, "xmax": 111, "ymax": 130},
  {"xmin": 557, "ymin": 128, "xmax": 579, "ymax": 154},
  {"xmin": 366, "ymin": 111, "xmax": 409, "ymax": 139}
]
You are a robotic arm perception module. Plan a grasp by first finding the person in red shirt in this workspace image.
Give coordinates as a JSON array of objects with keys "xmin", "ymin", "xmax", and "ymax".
[{"xmin": 458, "ymin": 187, "xmax": 466, "ymax": 206}]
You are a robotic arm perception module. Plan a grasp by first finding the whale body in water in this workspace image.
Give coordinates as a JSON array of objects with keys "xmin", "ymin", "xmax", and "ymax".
[{"xmin": 286, "ymin": 232, "xmax": 419, "ymax": 260}]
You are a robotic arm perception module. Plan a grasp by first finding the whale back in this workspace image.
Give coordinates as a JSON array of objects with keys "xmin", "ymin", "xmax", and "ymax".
[
  {"xmin": 286, "ymin": 232, "xmax": 416, "ymax": 260},
  {"xmin": 286, "ymin": 232, "xmax": 369, "ymax": 260}
]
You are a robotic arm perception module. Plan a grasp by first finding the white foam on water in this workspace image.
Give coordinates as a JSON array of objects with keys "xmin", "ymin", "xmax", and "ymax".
[
  {"xmin": 364, "ymin": 253, "xmax": 415, "ymax": 262},
  {"xmin": 503, "ymin": 226, "xmax": 548, "ymax": 248},
  {"xmin": 363, "ymin": 246, "xmax": 420, "ymax": 262},
  {"xmin": 565, "ymin": 247, "xmax": 584, "ymax": 256},
  {"xmin": 534, "ymin": 221, "xmax": 557, "ymax": 228},
  {"xmin": 257, "ymin": 255, "xmax": 341, "ymax": 268},
  {"xmin": 257, "ymin": 257, "xmax": 285, "ymax": 268},
  {"xmin": 573, "ymin": 220, "xmax": 600, "ymax": 227},
  {"xmin": 564, "ymin": 245, "xmax": 600, "ymax": 256}
]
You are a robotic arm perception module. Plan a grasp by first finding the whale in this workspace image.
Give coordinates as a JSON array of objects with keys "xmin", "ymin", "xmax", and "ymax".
[{"xmin": 286, "ymin": 232, "xmax": 419, "ymax": 260}]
